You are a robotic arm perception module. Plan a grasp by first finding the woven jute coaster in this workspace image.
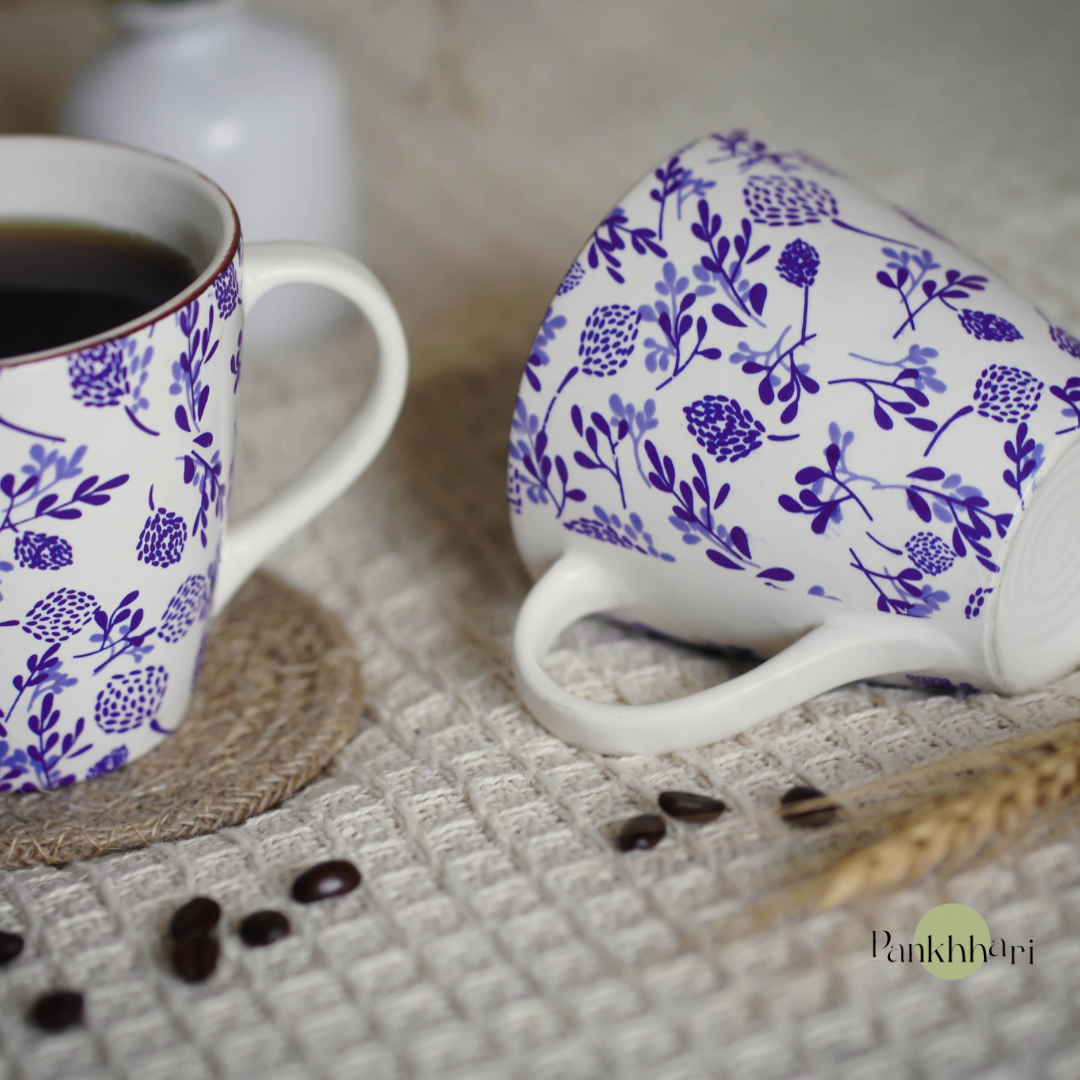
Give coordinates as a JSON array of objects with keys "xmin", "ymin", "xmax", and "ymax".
[{"xmin": 0, "ymin": 571, "xmax": 363, "ymax": 869}]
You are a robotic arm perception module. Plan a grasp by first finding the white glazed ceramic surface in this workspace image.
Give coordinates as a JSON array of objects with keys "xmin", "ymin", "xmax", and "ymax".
[
  {"xmin": 0, "ymin": 137, "xmax": 407, "ymax": 788},
  {"xmin": 508, "ymin": 131, "xmax": 1080, "ymax": 753}
]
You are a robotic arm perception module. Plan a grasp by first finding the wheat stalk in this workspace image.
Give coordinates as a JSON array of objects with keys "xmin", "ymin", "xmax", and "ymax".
[{"xmin": 780, "ymin": 722, "xmax": 1080, "ymax": 912}]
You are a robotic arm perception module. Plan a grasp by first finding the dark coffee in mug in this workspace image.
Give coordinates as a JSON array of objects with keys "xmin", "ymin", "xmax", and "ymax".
[{"xmin": 0, "ymin": 221, "xmax": 198, "ymax": 360}]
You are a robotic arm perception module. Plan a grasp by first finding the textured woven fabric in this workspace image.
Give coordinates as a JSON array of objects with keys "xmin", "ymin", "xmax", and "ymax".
[{"xmin": 1, "ymin": 0, "xmax": 1080, "ymax": 1077}]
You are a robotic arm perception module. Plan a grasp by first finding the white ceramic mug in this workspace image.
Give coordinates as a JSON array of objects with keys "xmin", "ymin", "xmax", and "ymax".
[
  {"xmin": 508, "ymin": 130, "xmax": 1080, "ymax": 754},
  {"xmin": 0, "ymin": 136, "xmax": 407, "ymax": 787}
]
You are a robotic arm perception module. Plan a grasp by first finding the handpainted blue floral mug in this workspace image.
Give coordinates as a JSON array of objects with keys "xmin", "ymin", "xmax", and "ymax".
[
  {"xmin": 508, "ymin": 130, "xmax": 1080, "ymax": 754},
  {"xmin": 0, "ymin": 137, "xmax": 407, "ymax": 788}
]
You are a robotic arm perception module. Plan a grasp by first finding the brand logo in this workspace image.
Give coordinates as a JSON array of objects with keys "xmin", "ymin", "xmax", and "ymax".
[{"xmin": 871, "ymin": 903, "xmax": 1033, "ymax": 980}]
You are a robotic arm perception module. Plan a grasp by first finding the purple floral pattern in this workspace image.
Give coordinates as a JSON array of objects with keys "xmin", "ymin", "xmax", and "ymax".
[
  {"xmin": 509, "ymin": 130, "xmax": 1080, "ymax": 695},
  {"xmin": 0, "ymin": 246, "xmax": 241, "ymax": 786},
  {"xmin": 14, "ymin": 532, "xmax": 73, "ymax": 571}
]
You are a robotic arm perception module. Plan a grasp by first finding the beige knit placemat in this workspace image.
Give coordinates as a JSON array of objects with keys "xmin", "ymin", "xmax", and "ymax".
[{"xmin": 0, "ymin": 571, "xmax": 363, "ymax": 869}]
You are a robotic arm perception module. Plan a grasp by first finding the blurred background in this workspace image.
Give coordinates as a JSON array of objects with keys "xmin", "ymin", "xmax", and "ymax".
[{"xmin": 1, "ymin": 0, "xmax": 1078, "ymax": 382}]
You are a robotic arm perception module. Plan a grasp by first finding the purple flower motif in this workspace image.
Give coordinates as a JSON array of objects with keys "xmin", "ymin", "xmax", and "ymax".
[
  {"xmin": 556, "ymin": 262, "xmax": 585, "ymax": 296},
  {"xmin": 67, "ymin": 345, "xmax": 129, "ymax": 407},
  {"xmin": 905, "ymin": 674, "xmax": 977, "ymax": 695},
  {"xmin": 137, "ymin": 490, "xmax": 186, "ymax": 568},
  {"xmin": 563, "ymin": 505, "xmax": 674, "ymax": 560},
  {"xmin": 973, "ymin": 365, "xmax": 1043, "ymax": 423},
  {"xmin": 743, "ymin": 175, "xmax": 838, "ymax": 228},
  {"xmin": 965, "ymin": 587, "xmax": 993, "ymax": 620},
  {"xmin": 904, "ymin": 532, "xmax": 955, "ymax": 576},
  {"xmin": 94, "ymin": 666, "xmax": 168, "ymax": 735},
  {"xmin": 214, "ymin": 263, "xmax": 240, "ymax": 319},
  {"xmin": 683, "ymin": 395, "xmax": 765, "ymax": 463},
  {"xmin": 191, "ymin": 631, "xmax": 210, "ymax": 693},
  {"xmin": 578, "ymin": 304, "xmax": 640, "ymax": 377},
  {"xmin": 22, "ymin": 588, "xmax": 98, "ymax": 644},
  {"xmin": 159, "ymin": 575, "xmax": 207, "ymax": 643},
  {"xmin": 776, "ymin": 239, "xmax": 820, "ymax": 288},
  {"xmin": 13, "ymin": 532, "xmax": 73, "ymax": 571},
  {"xmin": 958, "ymin": 310, "xmax": 1022, "ymax": 342},
  {"xmin": 85, "ymin": 745, "xmax": 128, "ymax": 779},
  {"xmin": 1050, "ymin": 324, "xmax": 1080, "ymax": 360}
]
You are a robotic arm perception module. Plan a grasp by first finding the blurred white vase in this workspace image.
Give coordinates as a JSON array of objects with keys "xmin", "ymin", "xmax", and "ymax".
[{"xmin": 60, "ymin": 0, "xmax": 362, "ymax": 347}]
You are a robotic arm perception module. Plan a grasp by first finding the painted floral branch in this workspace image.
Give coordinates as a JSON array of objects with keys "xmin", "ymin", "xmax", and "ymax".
[
  {"xmin": 570, "ymin": 405, "xmax": 626, "ymax": 509},
  {"xmin": 0, "ymin": 444, "xmax": 127, "ymax": 536},
  {"xmin": 645, "ymin": 439, "xmax": 793, "ymax": 582},
  {"xmin": 827, "ymin": 369, "xmax": 936, "ymax": 432},
  {"xmin": 586, "ymin": 207, "xmax": 666, "ymax": 285},
  {"xmin": 779, "ymin": 441, "xmax": 873, "ymax": 534},
  {"xmin": 25, "ymin": 692, "xmax": 92, "ymax": 790},
  {"xmin": 905, "ymin": 466, "xmax": 1012, "ymax": 573},
  {"xmin": 638, "ymin": 262, "xmax": 721, "ymax": 390},
  {"xmin": 848, "ymin": 547, "xmax": 925, "ymax": 616},
  {"xmin": 691, "ymin": 198, "xmax": 769, "ymax": 326},
  {"xmin": 72, "ymin": 590, "xmax": 156, "ymax": 675}
]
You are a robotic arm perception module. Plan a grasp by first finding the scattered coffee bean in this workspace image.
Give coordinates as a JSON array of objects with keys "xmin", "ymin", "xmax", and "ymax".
[
  {"xmin": 171, "ymin": 933, "xmax": 219, "ymax": 983},
  {"xmin": 169, "ymin": 897, "xmax": 221, "ymax": 939},
  {"xmin": 658, "ymin": 791, "xmax": 727, "ymax": 823},
  {"xmin": 779, "ymin": 785, "xmax": 839, "ymax": 828},
  {"xmin": 239, "ymin": 910, "xmax": 290, "ymax": 947},
  {"xmin": 30, "ymin": 990, "xmax": 83, "ymax": 1032},
  {"xmin": 616, "ymin": 814, "xmax": 666, "ymax": 851},
  {"xmin": 291, "ymin": 860, "xmax": 361, "ymax": 904},
  {"xmin": 0, "ymin": 930, "xmax": 24, "ymax": 966}
]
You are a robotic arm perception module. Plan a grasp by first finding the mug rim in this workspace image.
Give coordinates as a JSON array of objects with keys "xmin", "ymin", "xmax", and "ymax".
[{"xmin": 0, "ymin": 135, "xmax": 240, "ymax": 370}]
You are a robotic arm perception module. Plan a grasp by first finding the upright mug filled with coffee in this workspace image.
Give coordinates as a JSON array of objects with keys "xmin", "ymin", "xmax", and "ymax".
[{"xmin": 0, "ymin": 137, "xmax": 408, "ymax": 788}]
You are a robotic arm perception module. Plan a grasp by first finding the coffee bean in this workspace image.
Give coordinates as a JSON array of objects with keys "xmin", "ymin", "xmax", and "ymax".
[
  {"xmin": 779, "ymin": 785, "xmax": 838, "ymax": 828},
  {"xmin": 0, "ymin": 930, "xmax": 24, "ymax": 966},
  {"xmin": 658, "ymin": 791, "xmax": 727, "ymax": 823},
  {"xmin": 291, "ymin": 860, "xmax": 361, "ymax": 904},
  {"xmin": 30, "ymin": 990, "xmax": 83, "ymax": 1032},
  {"xmin": 171, "ymin": 933, "xmax": 219, "ymax": 983},
  {"xmin": 239, "ymin": 910, "xmax": 290, "ymax": 947},
  {"xmin": 616, "ymin": 814, "xmax": 666, "ymax": 851},
  {"xmin": 169, "ymin": 897, "xmax": 221, "ymax": 939}
]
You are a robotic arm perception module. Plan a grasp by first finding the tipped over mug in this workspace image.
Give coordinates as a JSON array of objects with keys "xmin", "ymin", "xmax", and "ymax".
[
  {"xmin": 508, "ymin": 129, "xmax": 1080, "ymax": 754},
  {"xmin": 0, "ymin": 136, "xmax": 407, "ymax": 787}
]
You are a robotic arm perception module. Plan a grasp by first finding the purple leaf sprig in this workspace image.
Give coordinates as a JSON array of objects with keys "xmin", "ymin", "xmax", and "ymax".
[
  {"xmin": 649, "ymin": 154, "xmax": 687, "ymax": 241},
  {"xmin": 1050, "ymin": 376, "xmax": 1080, "ymax": 434},
  {"xmin": 690, "ymin": 199, "xmax": 770, "ymax": 328},
  {"xmin": 779, "ymin": 441, "xmax": 873, "ymax": 535},
  {"xmin": 25, "ymin": 692, "xmax": 92, "ymax": 791},
  {"xmin": 0, "ymin": 444, "xmax": 127, "ymax": 536},
  {"xmin": 180, "ymin": 448, "xmax": 225, "ymax": 549},
  {"xmin": 0, "ymin": 740, "xmax": 28, "ymax": 792},
  {"xmin": 645, "ymin": 439, "xmax": 793, "ymax": 583},
  {"xmin": 571, "ymin": 405, "xmax": 626, "ymax": 509},
  {"xmin": 1002, "ymin": 422, "xmax": 1042, "ymax": 508},
  {"xmin": 847, "ymin": 547, "xmax": 926, "ymax": 616},
  {"xmin": 706, "ymin": 130, "xmax": 802, "ymax": 174},
  {"xmin": 508, "ymin": 397, "xmax": 585, "ymax": 519},
  {"xmin": 904, "ymin": 467, "xmax": 1012, "ymax": 573},
  {"xmin": 848, "ymin": 344, "xmax": 946, "ymax": 395},
  {"xmin": 170, "ymin": 299, "xmax": 218, "ymax": 439},
  {"xmin": 882, "ymin": 258, "xmax": 989, "ymax": 339},
  {"xmin": 827, "ymin": 369, "xmax": 935, "ymax": 432},
  {"xmin": 0, "ymin": 643, "xmax": 61, "ymax": 735},
  {"xmin": 608, "ymin": 395, "xmax": 659, "ymax": 489},
  {"xmin": 638, "ymin": 261, "xmax": 721, "ymax": 390},
  {"xmin": 586, "ymin": 206, "xmax": 666, "ymax": 285},
  {"xmin": 524, "ymin": 308, "xmax": 568, "ymax": 393},
  {"xmin": 72, "ymin": 590, "xmax": 156, "ymax": 675}
]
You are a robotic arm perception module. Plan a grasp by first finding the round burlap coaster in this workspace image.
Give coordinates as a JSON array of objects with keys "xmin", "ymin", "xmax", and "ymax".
[{"xmin": 0, "ymin": 571, "xmax": 363, "ymax": 869}]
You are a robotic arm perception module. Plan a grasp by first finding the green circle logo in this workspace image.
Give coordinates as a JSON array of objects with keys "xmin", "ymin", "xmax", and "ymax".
[{"xmin": 913, "ymin": 903, "xmax": 991, "ymax": 980}]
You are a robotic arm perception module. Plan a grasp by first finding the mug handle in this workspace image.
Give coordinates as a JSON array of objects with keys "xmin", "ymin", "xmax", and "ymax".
[
  {"xmin": 513, "ymin": 553, "xmax": 962, "ymax": 754},
  {"xmin": 212, "ymin": 241, "xmax": 408, "ymax": 612}
]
